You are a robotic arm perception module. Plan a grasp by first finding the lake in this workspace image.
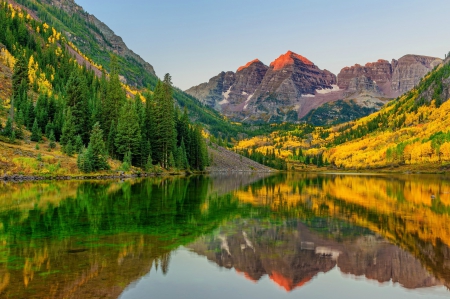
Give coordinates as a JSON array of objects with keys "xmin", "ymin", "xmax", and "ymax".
[{"xmin": 0, "ymin": 173, "xmax": 449, "ymax": 298}]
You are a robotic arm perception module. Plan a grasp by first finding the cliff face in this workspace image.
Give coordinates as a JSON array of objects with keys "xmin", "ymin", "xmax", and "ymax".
[
  {"xmin": 391, "ymin": 55, "xmax": 442, "ymax": 93},
  {"xmin": 185, "ymin": 71, "xmax": 236, "ymax": 109},
  {"xmin": 337, "ymin": 59, "xmax": 392, "ymax": 90},
  {"xmin": 337, "ymin": 55, "xmax": 442, "ymax": 97},
  {"xmin": 185, "ymin": 59, "xmax": 268, "ymax": 110}
]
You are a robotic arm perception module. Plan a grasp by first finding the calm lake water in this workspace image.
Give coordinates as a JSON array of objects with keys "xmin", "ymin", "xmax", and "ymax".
[{"xmin": 0, "ymin": 173, "xmax": 449, "ymax": 298}]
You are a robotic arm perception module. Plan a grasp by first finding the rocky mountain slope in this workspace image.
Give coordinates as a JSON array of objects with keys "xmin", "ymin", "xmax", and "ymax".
[
  {"xmin": 186, "ymin": 59, "xmax": 269, "ymax": 111},
  {"xmin": 187, "ymin": 52, "xmax": 442, "ymax": 125},
  {"xmin": 10, "ymin": 0, "xmax": 155, "ymax": 86}
]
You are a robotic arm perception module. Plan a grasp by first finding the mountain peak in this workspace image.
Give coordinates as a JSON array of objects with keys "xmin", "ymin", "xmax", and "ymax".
[
  {"xmin": 270, "ymin": 51, "xmax": 314, "ymax": 70},
  {"xmin": 237, "ymin": 59, "xmax": 262, "ymax": 72}
]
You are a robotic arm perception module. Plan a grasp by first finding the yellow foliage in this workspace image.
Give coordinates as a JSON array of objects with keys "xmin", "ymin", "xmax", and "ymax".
[
  {"xmin": 28, "ymin": 55, "xmax": 38, "ymax": 85},
  {"xmin": 0, "ymin": 48, "xmax": 15, "ymax": 69}
]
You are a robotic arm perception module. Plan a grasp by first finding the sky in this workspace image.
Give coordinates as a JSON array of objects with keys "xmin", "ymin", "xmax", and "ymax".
[{"xmin": 76, "ymin": 0, "xmax": 450, "ymax": 90}]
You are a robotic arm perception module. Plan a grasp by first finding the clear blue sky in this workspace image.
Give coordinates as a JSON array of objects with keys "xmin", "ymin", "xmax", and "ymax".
[{"xmin": 76, "ymin": 0, "xmax": 450, "ymax": 90}]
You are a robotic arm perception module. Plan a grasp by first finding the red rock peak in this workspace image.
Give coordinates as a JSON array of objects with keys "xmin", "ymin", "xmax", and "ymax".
[
  {"xmin": 270, "ymin": 51, "xmax": 313, "ymax": 70},
  {"xmin": 237, "ymin": 59, "xmax": 261, "ymax": 72}
]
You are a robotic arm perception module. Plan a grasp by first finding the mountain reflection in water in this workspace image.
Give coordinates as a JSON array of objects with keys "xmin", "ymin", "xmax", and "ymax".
[{"xmin": 0, "ymin": 173, "xmax": 449, "ymax": 298}]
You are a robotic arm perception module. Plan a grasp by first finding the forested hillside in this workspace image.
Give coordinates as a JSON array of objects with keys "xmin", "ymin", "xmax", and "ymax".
[
  {"xmin": 0, "ymin": 2, "xmax": 209, "ymax": 175},
  {"xmin": 8, "ymin": 0, "xmax": 240, "ymax": 139},
  {"xmin": 234, "ymin": 59, "xmax": 450, "ymax": 171}
]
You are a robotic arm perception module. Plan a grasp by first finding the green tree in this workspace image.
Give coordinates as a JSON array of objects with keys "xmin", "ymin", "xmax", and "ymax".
[
  {"xmin": 102, "ymin": 55, "xmax": 126, "ymax": 137},
  {"xmin": 86, "ymin": 122, "xmax": 109, "ymax": 171},
  {"xmin": 65, "ymin": 71, "xmax": 90, "ymax": 144},
  {"xmin": 121, "ymin": 150, "xmax": 132, "ymax": 171},
  {"xmin": 12, "ymin": 52, "xmax": 29, "ymax": 105},
  {"xmin": 153, "ymin": 74, "xmax": 175, "ymax": 168},
  {"xmin": 107, "ymin": 120, "xmax": 116, "ymax": 158},
  {"xmin": 49, "ymin": 129, "xmax": 56, "ymax": 149},
  {"xmin": 74, "ymin": 135, "xmax": 84, "ymax": 153},
  {"xmin": 145, "ymin": 154, "xmax": 153, "ymax": 172},
  {"xmin": 2, "ymin": 117, "xmax": 13, "ymax": 139},
  {"xmin": 66, "ymin": 140, "xmax": 74, "ymax": 156},
  {"xmin": 60, "ymin": 108, "xmax": 76, "ymax": 153},
  {"xmin": 77, "ymin": 146, "xmax": 92, "ymax": 173},
  {"xmin": 30, "ymin": 118, "xmax": 41, "ymax": 142},
  {"xmin": 115, "ymin": 101, "xmax": 141, "ymax": 163}
]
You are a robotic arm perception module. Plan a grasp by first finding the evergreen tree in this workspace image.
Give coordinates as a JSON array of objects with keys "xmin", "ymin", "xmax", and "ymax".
[
  {"xmin": 115, "ymin": 101, "xmax": 141, "ymax": 163},
  {"xmin": 74, "ymin": 135, "xmax": 84, "ymax": 153},
  {"xmin": 86, "ymin": 122, "xmax": 109, "ymax": 171},
  {"xmin": 121, "ymin": 150, "xmax": 132, "ymax": 171},
  {"xmin": 180, "ymin": 139, "xmax": 189, "ymax": 169},
  {"xmin": 65, "ymin": 71, "xmax": 90, "ymax": 144},
  {"xmin": 30, "ymin": 118, "xmax": 41, "ymax": 142},
  {"xmin": 48, "ymin": 129, "xmax": 56, "ymax": 149},
  {"xmin": 77, "ymin": 146, "xmax": 93, "ymax": 173},
  {"xmin": 2, "ymin": 117, "xmax": 13, "ymax": 139},
  {"xmin": 12, "ymin": 52, "xmax": 29, "ymax": 102},
  {"xmin": 15, "ymin": 111, "xmax": 24, "ymax": 139},
  {"xmin": 168, "ymin": 152, "xmax": 175, "ymax": 169},
  {"xmin": 60, "ymin": 108, "xmax": 76, "ymax": 153},
  {"xmin": 66, "ymin": 140, "xmax": 74, "ymax": 156},
  {"xmin": 102, "ymin": 55, "xmax": 126, "ymax": 137},
  {"xmin": 153, "ymin": 75, "xmax": 175, "ymax": 168},
  {"xmin": 107, "ymin": 120, "xmax": 116, "ymax": 158},
  {"xmin": 145, "ymin": 154, "xmax": 153, "ymax": 172}
]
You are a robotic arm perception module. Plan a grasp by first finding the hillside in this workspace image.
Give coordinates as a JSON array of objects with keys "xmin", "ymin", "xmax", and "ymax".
[
  {"xmin": 234, "ymin": 57, "xmax": 450, "ymax": 171},
  {"xmin": 8, "ymin": 0, "xmax": 241, "ymax": 139},
  {"xmin": 0, "ymin": 1, "xmax": 218, "ymax": 177}
]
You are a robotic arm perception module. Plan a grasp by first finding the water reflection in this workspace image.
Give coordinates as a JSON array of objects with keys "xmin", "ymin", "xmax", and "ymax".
[{"xmin": 0, "ymin": 173, "xmax": 448, "ymax": 298}]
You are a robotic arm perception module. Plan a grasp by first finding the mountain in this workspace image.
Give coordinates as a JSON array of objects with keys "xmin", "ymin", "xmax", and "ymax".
[
  {"xmin": 187, "ymin": 52, "xmax": 442, "ymax": 125},
  {"xmin": 187, "ymin": 51, "xmax": 338, "ymax": 123}
]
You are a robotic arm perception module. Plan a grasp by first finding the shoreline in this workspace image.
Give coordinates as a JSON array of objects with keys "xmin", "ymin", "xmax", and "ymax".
[
  {"xmin": 3, "ymin": 166, "xmax": 449, "ymax": 183},
  {"xmin": 0, "ymin": 169, "xmax": 279, "ymax": 182}
]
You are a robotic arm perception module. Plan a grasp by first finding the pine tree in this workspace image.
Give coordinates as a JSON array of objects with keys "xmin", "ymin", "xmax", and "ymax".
[
  {"xmin": 102, "ymin": 55, "xmax": 126, "ymax": 137},
  {"xmin": 77, "ymin": 146, "xmax": 93, "ymax": 173},
  {"xmin": 2, "ymin": 117, "xmax": 13, "ymax": 139},
  {"xmin": 107, "ymin": 120, "xmax": 116, "ymax": 158},
  {"xmin": 49, "ymin": 129, "xmax": 56, "ymax": 149},
  {"xmin": 153, "ymin": 75, "xmax": 175, "ymax": 168},
  {"xmin": 12, "ymin": 52, "xmax": 29, "ymax": 101},
  {"xmin": 74, "ymin": 135, "xmax": 84, "ymax": 153},
  {"xmin": 145, "ymin": 154, "xmax": 153, "ymax": 172},
  {"xmin": 87, "ymin": 122, "xmax": 109, "ymax": 171},
  {"xmin": 31, "ymin": 118, "xmax": 41, "ymax": 142},
  {"xmin": 65, "ymin": 71, "xmax": 90, "ymax": 144},
  {"xmin": 180, "ymin": 139, "xmax": 189, "ymax": 169},
  {"xmin": 168, "ymin": 152, "xmax": 175, "ymax": 169},
  {"xmin": 66, "ymin": 140, "xmax": 74, "ymax": 156},
  {"xmin": 115, "ymin": 101, "xmax": 141, "ymax": 163},
  {"xmin": 60, "ymin": 108, "xmax": 76, "ymax": 153},
  {"xmin": 121, "ymin": 150, "xmax": 132, "ymax": 171}
]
